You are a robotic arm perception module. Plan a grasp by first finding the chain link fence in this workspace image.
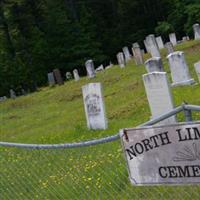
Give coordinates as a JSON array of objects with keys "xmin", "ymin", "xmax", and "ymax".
[{"xmin": 1, "ymin": 104, "xmax": 200, "ymax": 199}]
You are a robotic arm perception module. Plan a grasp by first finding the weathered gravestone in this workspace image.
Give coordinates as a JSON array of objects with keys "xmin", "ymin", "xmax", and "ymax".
[
  {"xmin": 143, "ymin": 72, "xmax": 176, "ymax": 125},
  {"xmin": 117, "ymin": 52, "xmax": 125, "ymax": 68},
  {"xmin": 82, "ymin": 83, "xmax": 107, "ymax": 130},
  {"xmin": 132, "ymin": 43, "xmax": 144, "ymax": 65},
  {"xmin": 73, "ymin": 69, "xmax": 80, "ymax": 81},
  {"xmin": 95, "ymin": 65, "xmax": 104, "ymax": 73},
  {"xmin": 47, "ymin": 72, "xmax": 55, "ymax": 86},
  {"xmin": 156, "ymin": 36, "xmax": 164, "ymax": 49},
  {"xmin": 145, "ymin": 57, "xmax": 164, "ymax": 73},
  {"xmin": 85, "ymin": 60, "xmax": 96, "ymax": 78},
  {"xmin": 193, "ymin": 23, "xmax": 200, "ymax": 40},
  {"xmin": 122, "ymin": 46, "xmax": 132, "ymax": 62},
  {"xmin": 145, "ymin": 34, "xmax": 161, "ymax": 57},
  {"xmin": 165, "ymin": 42, "xmax": 174, "ymax": 54},
  {"xmin": 53, "ymin": 69, "xmax": 64, "ymax": 85},
  {"xmin": 10, "ymin": 89, "xmax": 16, "ymax": 99},
  {"xmin": 167, "ymin": 51, "xmax": 195, "ymax": 86},
  {"xmin": 66, "ymin": 72, "xmax": 72, "ymax": 80},
  {"xmin": 194, "ymin": 61, "xmax": 200, "ymax": 82},
  {"xmin": 0, "ymin": 96, "xmax": 7, "ymax": 102},
  {"xmin": 144, "ymin": 39, "xmax": 150, "ymax": 53},
  {"xmin": 182, "ymin": 36, "xmax": 187, "ymax": 42},
  {"xmin": 169, "ymin": 33, "xmax": 177, "ymax": 46}
]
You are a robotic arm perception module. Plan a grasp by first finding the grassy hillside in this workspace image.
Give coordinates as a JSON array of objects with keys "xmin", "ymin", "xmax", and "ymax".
[{"xmin": 1, "ymin": 40, "xmax": 200, "ymax": 199}]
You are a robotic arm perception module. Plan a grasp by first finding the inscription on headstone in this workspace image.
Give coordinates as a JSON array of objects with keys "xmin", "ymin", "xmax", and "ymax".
[{"xmin": 82, "ymin": 83, "xmax": 107, "ymax": 130}]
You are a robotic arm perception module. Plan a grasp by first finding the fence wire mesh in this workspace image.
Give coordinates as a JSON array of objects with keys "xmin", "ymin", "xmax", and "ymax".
[{"xmin": 1, "ymin": 139, "xmax": 200, "ymax": 200}]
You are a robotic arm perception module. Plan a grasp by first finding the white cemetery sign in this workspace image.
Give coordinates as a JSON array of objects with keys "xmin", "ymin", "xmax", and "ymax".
[
  {"xmin": 193, "ymin": 24, "xmax": 200, "ymax": 40},
  {"xmin": 122, "ymin": 46, "xmax": 131, "ymax": 62},
  {"xmin": 194, "ymin": 61, "xmax": 200, "ymax": 82},
  {"xmin": 120, "ymin": 122, "xmax": 200, "ymax": 186},
  {"xmin": 145, "ymin": 35, "xmax": 161, "ymax": 57},
  {"xmin": 145, "ymin": 57, "xmax": 164, "ymax": 73},
  {"xmin": 167, "ymin": 51, "xmax": 195, "ymax": 86},
  {"xmin": 85, "ymin": 60, "xmax": 96, "ymax": 78},
  {"xmin": 47, "ymin": 72, "xmax": 55, "ymax": 86},
  {"xmin": 143, "ymin": 72, "xmax": 176, "ymax": 125},
  {"xmin": 73, "ymin": 69, "xmax": 80, "ymax": 81},
  {"xmin": 169, "ymin": 33, "xmax": 177, "ymax": 46},
  {"xmin": 82, "ymin": 83, "xmax": 107, "ymax": 130},
  {"xmin": 117, "ymin": 52, "xmax": 125, "ymax": 68},
  {"xmin": 132, "ymin": 43, "xmax": 144, "ymax": 65},
  {"xmin": 156, "ymin": 36, "xmax": 164, "ymax": 49}
]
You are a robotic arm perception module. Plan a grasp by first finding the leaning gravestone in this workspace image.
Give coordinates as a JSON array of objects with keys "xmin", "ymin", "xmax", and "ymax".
[
  {"xmin": 169, "ymin": 33, "xmax": 177, "ymax": 46},
  {"xmin": 156, "ymin": 36, "xmax": 164, "ymax": 49},
  {"xmin": 167, "ymin": 51, "xmax": 195, "ymax": 86},
  {"xmin": 85, "ymin": 60, "xmax": 96, "ymax": 78},
  {"xmin": 145, "ymin": 57, "xmax": 164, "ymax": 73},
  {"xmin": 10, "ymin": 89, "xmax": 16, "ymax": 99},
  {"xmin": 66, "ymin": 72, "xmax": 72, "ymax": 80},
  {"xmin": 132, "ymin": 43, "xmax": 144, "ymax": 65},
  {"xmin": 193, "ymin": 23, "xmax": 200, "ymax": 40},
  {"xmin": 194, "ymin": 61, "xmax": 200, "ymax": 82},
  {"xmin": 73, "ymin": 69, "xmax": 80, "ymax": 81},
  {"xmin": 95, "ymin": 65, "xmax": 104, "ymax": 73},
  {"xmin": 82, "ymin": 83, "xmax": 107, "ymax": 130},
  {"xmin": 47, "ymin": 72, "xmax": 55, "ymax": 86},
  {"xmin": 143, "ymin": 72, "xmax": 176, "ymax": 125},
  {"xmin": 165, "ymin": 42, "xmax": 174, "ymax": 54},
  {"xmin": 53, "ymin": 69, "xmax": 64, "ymax": 85},
  {"xmin": 145, "ymin": 34, "xmax": 161, "ymax": 57},
  {"xmin": 122, "ymin": 46, "xmax": 131, "ymax": 62},
  {"xmin": 117, "ymin": 52, "xmax": 125, "ymax": 68}
]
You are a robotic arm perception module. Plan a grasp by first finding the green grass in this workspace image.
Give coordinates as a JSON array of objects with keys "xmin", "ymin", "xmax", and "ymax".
[{"xmin": 1, "ymin": 40, "xmax": 200, "ymax": 199}]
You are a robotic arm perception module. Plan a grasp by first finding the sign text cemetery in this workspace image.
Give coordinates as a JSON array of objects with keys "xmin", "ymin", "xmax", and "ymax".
[{"xmin": 121, "ymin": 122, "xmax": 200, "ymax": 186}]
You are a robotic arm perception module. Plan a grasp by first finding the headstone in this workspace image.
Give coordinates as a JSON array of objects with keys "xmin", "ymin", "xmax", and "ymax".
[
  {"xmin": 156, "ymin": 36, "xmax": 164, "ymax": 49},
  {"xmin": 53, "ymin": 69, "xmax": 64, "ymax": 85},
  {"xmin": 82, "ymin": 83, "xmax": 107, "ymax": 130},
  {"xmin": 143, "ymin": 72, "xmax": 176, "ymax": 124},
  {"xmin": 145, "ymin": 57, "xmax": 164, "ymax": 73},
  {"xmin": 122, "ymin": 46, "xmax": 131, "ymax": 62},
  {"xmin": 186, "ymin": 36, "xmax": 190, "ymax": 41},
  {"xmin": 0, "ymin": 96, "xmax": 7, "ymax": 102},
  {"xmin": 144, "ymin": 39, "xmax": 150, "ymax": 53},
  {"xmin": 117, "ymin": 52, "xmax": 125, "ymax": 68},
  {"xmin": 21, "ymin": 88, "xmax": 26, "ymax": 95},
  {"xmin": 145, "ymin": 34, "xmax": 161, "ymax": 57},
  {"xmin": 167, "ymin": 51, "xmax": 195, "ymax": 86},
  {"xmin": 73, "ymin": 69, "xmax": 80, "ymax": 81},
  {"xmin": 182, "ymin": 36, "xmax": 187, "ymax": 42},
  {"xmin": 165, "ymin": 42, "xmax": 174, "ymax": 54},
  {"xmin": 95, "ymin": 65, "xmax": 104, "ymax": 73},
  {"xmin": 193, "ymin": 23, "xmax": 200, "ymax": 40},
  {"xmin": 66, "ymin": 72, "xmax": 72, "ymax": 80},
  {"xmin": 10, "ymin": 89, "xmax": 16, "ymax": 99},
  {"xmin": 85, "ymin": 60, "xmax": 96, "ymax": 78},
  {"xmin": 194, "ymin": 61, "xmax": 200, "ymax": 82},
  {"xmin": 47, "ymin": 72, "xmax": 55, "ymax": 86},
  {"xmin": 109, "ymin": 61, "xmax": 113, "ymax": 67},
  {"xmin": 132, "ymin": 43, "xmax": 144, "ymax": 65},
  {"xmin": 169, "ymin": 33, "xmax": 177, "ymax": 46}
]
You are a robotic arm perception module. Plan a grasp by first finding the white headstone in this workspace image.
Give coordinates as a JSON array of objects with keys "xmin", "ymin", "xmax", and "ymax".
[
  {"xmin": 10, "ymin": 89, "xmax": 16, "ymax": 99},
  {"xmin": 66, "ymin": 72, "xmax": 72, "ymax": 80},
  {"xmin": 95, "ymin": 65, "xmax": 104, "ymax": 72},
  {"xmin": 122, "ymin": 46, "xmax": 131, "ymax": 62},
  {"xmin": 117, "ymin": 52, "xmax": 125, "ymax": 68},
  {"xmin": 73, "ymin": 69, "xmax": 80, "ymax": 81},
  {"xmin": 169, "ymin": 33, "xmax": 177, "ymax": 46},
  {"xmin": 85, "ymin": 60, "xmax": 96, "ymax": 78},
  {"xmin": 143, "ymin": 72, "xmax": 176, "ymax": 124},
  {"xmin": 194, "ymin": 61, "xmax": 200, "ymax": 82},
  {"xmin": 145, "ymin": 57, "xmax": 164, "ymax": 73},
  {"xmin": 156, "ymin": 36, "xmax": 164, "ymax": 49},
  {"xmin": 82, "ymin": 83, "xmax": 107, "ymax": 130},
  {"xmin": 193, "ymin": 23, "xmax": 200, "ymax": 40},
  {"xmin": 167, "ymin": 51, "xmax": 195, "ymax": 86},
  {"xmin": 47, "ymin": 72, "xmax": 55, "ymax": 86},
  {"xmin": 132, "ymin": 43, "xmax": 144, "ymax": 65},
  {"xmin": 145, "ymin": 34, "xmax": 161, "ymax": 57},
  {"xmin": 165, "ymin": 42, "xmax": 174, "ymax": 54}
]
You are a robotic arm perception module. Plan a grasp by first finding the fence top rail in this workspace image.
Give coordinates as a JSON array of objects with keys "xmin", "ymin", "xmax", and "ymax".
[{"xmin": 1, "ymin": 103, "xmax": 200, "ymax": 149}]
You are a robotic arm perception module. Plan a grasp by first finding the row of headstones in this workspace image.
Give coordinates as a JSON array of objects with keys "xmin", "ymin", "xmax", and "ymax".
[{"xmin": 82, "ymin": 24, "xmax": 200, "ymax": 130}]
